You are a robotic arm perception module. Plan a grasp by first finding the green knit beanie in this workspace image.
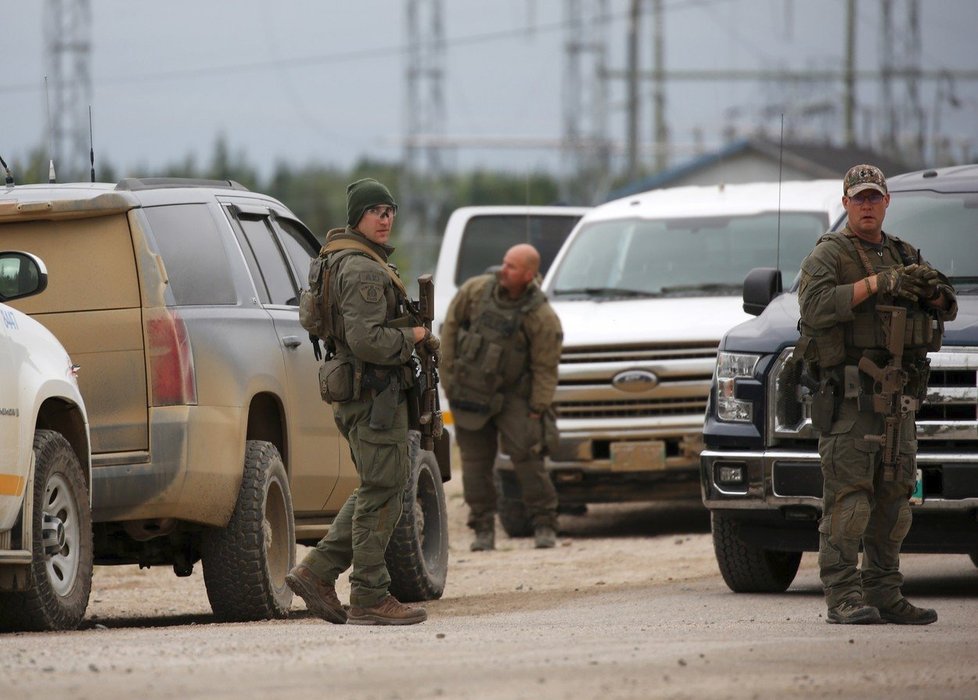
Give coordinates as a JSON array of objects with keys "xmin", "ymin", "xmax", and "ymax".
[{"xmin": 346, "ymin": 178, "xmax": 397, "ymax": 227}]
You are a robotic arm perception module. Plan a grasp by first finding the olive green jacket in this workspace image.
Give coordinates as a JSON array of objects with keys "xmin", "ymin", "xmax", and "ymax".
[
  {"xmin": 441, "ymin": 273, "xmax": 563, "ymax": 413},
  {"xmin": 327, "ymin": 227, "xmax": 415, "ymax": 367}
]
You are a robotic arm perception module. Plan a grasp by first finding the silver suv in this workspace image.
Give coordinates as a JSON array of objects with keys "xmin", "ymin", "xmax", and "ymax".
[{"xmin": 0, "ymin": 178, "xmax": 449, "ymax": 621}]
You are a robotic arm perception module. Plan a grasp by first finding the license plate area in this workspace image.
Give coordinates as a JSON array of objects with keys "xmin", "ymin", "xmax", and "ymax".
[
  {"xmin": 910, "ymin": 467, "xmax": 923, "ymax": 505},
  {"xmin": 610, "ymin": 440, "xmax": 666, "ymax": 472}
]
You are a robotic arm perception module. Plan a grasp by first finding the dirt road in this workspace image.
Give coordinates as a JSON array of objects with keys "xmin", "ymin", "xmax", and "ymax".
[{"xmin": 2, "ymin": 477, "xmax": 977, "ymax": 700}]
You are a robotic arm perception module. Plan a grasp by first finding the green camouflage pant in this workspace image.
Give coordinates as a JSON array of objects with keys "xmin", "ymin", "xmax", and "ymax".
[
  {"xmin": 457, "ymin": 393, "xmax": 558, "ymax": 532},
  {"xmin": 302, "ymin": 391, "xmax": 409, "ymax": 607},
  {"xmin": 818, "ymin": 396, "xmax": 917, "ymax": 609}
]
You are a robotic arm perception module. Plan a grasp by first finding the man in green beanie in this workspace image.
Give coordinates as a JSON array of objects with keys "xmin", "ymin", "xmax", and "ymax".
[{"xmin": 286, "ymin": 178, "xmax": 432, "ymax": 625}]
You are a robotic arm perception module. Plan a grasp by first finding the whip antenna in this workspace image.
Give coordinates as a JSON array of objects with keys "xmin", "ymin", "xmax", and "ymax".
[
  {"xmin": 776, "ymin": 114, "xmax": 784, "ymax": 273},
  {"xmin": 45, "ymin": 76, "xmax": 57, "ymax": 183},
  {"xmin": 89, "ymin": 105, "xmax": 96, "ymax": 182}
]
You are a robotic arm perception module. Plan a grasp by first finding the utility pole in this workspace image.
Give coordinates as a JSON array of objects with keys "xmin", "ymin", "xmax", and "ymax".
[
  {"xmin": 44, "ymin": 0, "xmax": 91, "ymax": 182},
  {"xmin": 403, "ymin": 0, "xmax": 447, "ymax": 279},
  {"xmin": 651, "ymin": 0, "xmax": 667, "ymax": 172},
  {"xmin": 562, "ymin": 0, "xmax": 611, "ymax": 204},
  {"xmin": 844, "ymin": 0, "xmax": 856, "ymax": 147},
  {"xmin": 626, "ymin": 0, "xmax": 641, "ymax": 180},
  {"xmin": 880, "ymin": 0, "xmax": 924, "ymax": 163}
]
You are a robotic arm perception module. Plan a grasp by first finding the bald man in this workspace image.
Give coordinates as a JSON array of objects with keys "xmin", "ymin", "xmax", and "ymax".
[{"xmin": 440, "ymin": 244, "xmax": 564, "ymax": 550}]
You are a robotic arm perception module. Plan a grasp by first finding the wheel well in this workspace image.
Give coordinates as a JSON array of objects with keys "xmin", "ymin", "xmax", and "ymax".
[
  {"xmin": 36, "ymin": 397, "xmax": 91, "ymax": 486},
  {"xmin": 246, "ymin": 392, "xmax": 287, "ymax": 467}
]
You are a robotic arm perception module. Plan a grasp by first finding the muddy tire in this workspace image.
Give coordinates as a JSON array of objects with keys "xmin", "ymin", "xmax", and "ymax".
[
  {"xmin": 386, "ymin": 432, "xmax": 449, "ymax": 602},
  {"xmin": 0, "ymin": 430, "xmax": 93, "ymax": 632},
  {"xmin": 202, "ymin": 440, "xmax": 295, "ymax": 621},
  {"xmin": 711, "ymin": 512, "xmax": 801, "ymax": 593},
  {"xmin": 494, "ymin": 468, "xmax": 533, "ymax": 537}
]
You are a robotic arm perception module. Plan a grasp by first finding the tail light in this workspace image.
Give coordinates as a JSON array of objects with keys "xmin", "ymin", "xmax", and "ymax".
[{"xmin": 146, "ymin": 308, "xmax": 197, "ymax": 406}]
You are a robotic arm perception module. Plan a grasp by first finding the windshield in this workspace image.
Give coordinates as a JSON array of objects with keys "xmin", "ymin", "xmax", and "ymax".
[
  {"xmin": 822, "ymin": 189, "xmax": 978, "ymax": 294},
  {"xmin": 550, "ymin": 211, "xmax": 828, "ymax": 298}
]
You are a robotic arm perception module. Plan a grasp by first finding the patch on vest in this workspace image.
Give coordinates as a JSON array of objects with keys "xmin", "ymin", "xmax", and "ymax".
[{"xmin": 359, "ymin": 284, "xmax": 383, "ymax": 303}]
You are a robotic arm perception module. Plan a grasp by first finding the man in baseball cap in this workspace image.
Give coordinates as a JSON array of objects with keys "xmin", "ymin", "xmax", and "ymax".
[{"xmin": 843, "ymin": 163, "xmax": 888, "ymax": 197}]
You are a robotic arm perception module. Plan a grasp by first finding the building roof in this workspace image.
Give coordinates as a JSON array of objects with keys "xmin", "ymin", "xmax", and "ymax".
[{"xmin": 608, "ymin": 138, "xmax": 913, "ymax": 200}]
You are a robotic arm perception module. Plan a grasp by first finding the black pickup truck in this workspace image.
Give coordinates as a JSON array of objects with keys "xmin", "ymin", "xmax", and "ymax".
[{"xmin": 700, "ymin": 165, "xmax": 978, "ymax": 592}]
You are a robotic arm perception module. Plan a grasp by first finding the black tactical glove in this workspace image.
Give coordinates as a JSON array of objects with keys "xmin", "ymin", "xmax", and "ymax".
[
  {"xmin": 876, "ymin": 265, "xmax": 927, "ymax": 302},
  {"xmin": 906, "ymin": 262, "xmax": 942, "ymax": 300}
]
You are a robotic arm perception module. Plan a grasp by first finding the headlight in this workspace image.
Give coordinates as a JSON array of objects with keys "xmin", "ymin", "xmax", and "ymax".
[{"xmin": 716, "ymin": 351, "xmax": 759, "ymax": 422}]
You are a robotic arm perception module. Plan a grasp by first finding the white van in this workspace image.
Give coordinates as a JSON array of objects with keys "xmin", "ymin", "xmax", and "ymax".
[
  {"xmin": 492, "ymin": 180, "xmax": 844, "ymax": 535},
  {"xmin": 432, "ymin": 205, "xmax": 589, "ymax": 334}
]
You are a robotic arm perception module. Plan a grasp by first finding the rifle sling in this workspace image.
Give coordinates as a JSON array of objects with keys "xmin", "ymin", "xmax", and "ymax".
[{"xmin": 321, "ymin": 238, "xmax": 408, "ymax": 297}]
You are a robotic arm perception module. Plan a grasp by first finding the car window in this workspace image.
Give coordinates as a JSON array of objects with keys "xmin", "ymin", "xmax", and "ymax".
[
  {"xmin": 143, "ymin": 205, "xmax": 236, "ymax": 306},
  {"xmin": 235, "ymin": 216, "xmax": 299, "ymax": 306},
  {"xmin": 455, "ymin": 214, "xmax": 582, "ymax": 285},
  {"xmin": 272, "ymin": 217, "xmax": 319, "ymax": 284}
]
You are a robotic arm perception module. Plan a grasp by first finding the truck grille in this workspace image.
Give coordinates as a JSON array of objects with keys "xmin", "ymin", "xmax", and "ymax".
[
  {"xmin": 554, "ymin": 343, "xmax": 717, "ymax": 420},
  {"xmin": 770, "ymin": 347, "xmax": 978, "ymax": 441}
]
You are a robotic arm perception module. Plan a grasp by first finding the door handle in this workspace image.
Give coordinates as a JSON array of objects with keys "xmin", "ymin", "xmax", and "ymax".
[{"xmin": 282, "ymin": 335, "xmax": 302, "ymax": 349}]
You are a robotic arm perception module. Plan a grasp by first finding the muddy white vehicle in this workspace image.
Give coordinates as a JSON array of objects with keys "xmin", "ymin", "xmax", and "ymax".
[
  {"xmin": 0, "ymin": 250, "xmax": 92, "ymax": 631},
  {"xmin": 0, "ymin": 179, "xmax": 449, "ymax": 623}
]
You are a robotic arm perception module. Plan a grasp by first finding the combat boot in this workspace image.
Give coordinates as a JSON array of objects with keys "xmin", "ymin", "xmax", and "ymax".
[
  {"xmin": 285, "ymin": 564, "xmax": 347, "ymax": 624},
  {"xmin": 875, "ymin": 598, "xmax": 938, "ymax": 625},
  {"xmin": 347, "ymin": 595, "xmax": 427, "ymax": 626},
  {"xmin": 826, "ymin": 598, "xmax": 883, "ymax": 625},
  {"xmin": 534, "ymin": 525, "xmax": 557, "ymax": 549},
  {"xmin": 470, "ymin": 528, "xmax": 495, "ymax": 552}
]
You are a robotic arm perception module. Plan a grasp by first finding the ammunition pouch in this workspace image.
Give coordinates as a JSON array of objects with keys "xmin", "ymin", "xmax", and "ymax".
[
  {"xmin": 369, "ymin": 373, "xmax": 401, "ymax": 431},
  {"xmin": 810, "ymin": 366, "xmax": 843, "ymax": 434},
  {"xmin": 319, "ymin": 357, "xmax": 358, "ymax": 404}
]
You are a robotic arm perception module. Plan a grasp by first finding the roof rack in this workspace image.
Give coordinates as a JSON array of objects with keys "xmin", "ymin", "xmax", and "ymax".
[{"xmin": 115, "ymin": 177, "xmax": 250, "ymax": 192}]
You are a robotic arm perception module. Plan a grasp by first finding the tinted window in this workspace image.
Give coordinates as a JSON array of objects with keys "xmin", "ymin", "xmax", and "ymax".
[
  {"xmin": 273, "ymin": 217, "xmax": 319, "ymax": 285},
  {"xmin": 551, "ymin": 211, "xmax": 827, "ymax": 297},
  {"xmin": 455, "ymin": 214, "xmax": 582, "ymax": 285},
  {"xmin": 143, "ymin": 205, "xmax": 236, "ymax": 305},
  {"xmin": 236, "ymin": 217, "xmax": 299, "ymax": 306}
]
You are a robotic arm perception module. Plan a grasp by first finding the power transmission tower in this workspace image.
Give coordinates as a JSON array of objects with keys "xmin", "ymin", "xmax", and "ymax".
[
  {"xmin": 403, "ymin": 0, "xmax": 447, "ymax": 279},
  {"xmin": 562, "ymin": 0, "xmax": 611, "ymax": 204},
  {"xmin": 880, "ymin": 0, "xmax": 925, "ymax": 163},
  {"xmin": 44, "ymin": 0, "xmax": 92, "ymax": 182}
]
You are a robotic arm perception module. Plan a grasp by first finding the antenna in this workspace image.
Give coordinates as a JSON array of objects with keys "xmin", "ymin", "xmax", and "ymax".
[
  {"xmin": 89, "ymin": 105, "xmax": 96, "ymax": 183},
  {"xmin": 0, "ymin": 154, "xmax": 14, "ymax": 186},
  {"xmin": 776, "ymin": 113, "xmax": 784, "ymax": 273},
  {"xmin": 44, "ymin": 76, "xmax": 57, "ymax": 183}
]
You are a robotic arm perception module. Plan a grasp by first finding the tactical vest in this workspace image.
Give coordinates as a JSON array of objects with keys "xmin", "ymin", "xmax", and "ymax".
[
  {"xmin": 798, "ymin": 230, "xmax": 941, "ymax": 370},
  {"xmin": 448, "ymin": 278, "xmax": 546, "ymax": 424}
]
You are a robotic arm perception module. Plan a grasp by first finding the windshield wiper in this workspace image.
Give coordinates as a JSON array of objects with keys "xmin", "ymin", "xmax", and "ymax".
[
  {"xmin": 659, "ymin": 283, "xmax": 742, "ymax": 295},
  {"xmin": 552, "ymin": 286, "xmax": 662, "ymax": 298}
]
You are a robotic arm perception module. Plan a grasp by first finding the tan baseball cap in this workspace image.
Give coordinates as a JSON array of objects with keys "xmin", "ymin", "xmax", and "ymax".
[{"xmin": 843, "ymin": 164, "xmax": 887, "ymax": 197}]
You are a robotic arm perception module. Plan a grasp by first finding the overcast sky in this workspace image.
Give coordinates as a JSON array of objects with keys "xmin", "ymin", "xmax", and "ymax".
[{"xmin": 4, "ymin": 0, "xmax": 977, "ymax": 181}]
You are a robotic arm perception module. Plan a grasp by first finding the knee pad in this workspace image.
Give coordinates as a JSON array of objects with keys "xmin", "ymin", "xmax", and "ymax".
[{"xmin": 889, "ymin": 501, "xmax": 912, "ymax": 542}]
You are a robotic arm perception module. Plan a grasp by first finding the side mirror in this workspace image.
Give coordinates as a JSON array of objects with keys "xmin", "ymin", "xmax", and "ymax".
[
  {"xmin": 0, "ymin": 251, "xmax": 48, "ymax": 303},
  {"xmin": 742, "ymin": 267, "xmax": 782, "ymax": 316}
]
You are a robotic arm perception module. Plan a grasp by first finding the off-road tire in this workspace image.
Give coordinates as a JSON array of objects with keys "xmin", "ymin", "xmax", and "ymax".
[
  {"xmin": 0, "ymin": 429, "xmax": 93, "ymax": 632},
  {"xmin": 386, "ymin": 432, "xmax": 449, "ymax": 602},
  {"xmin": 202, "ymin": 440, "xmax": 295, "ymax": 621},
  {"xmin": 494, "ymin": 468, "xmax": 533, "ymax": 538},
  {"xmin": 711, "ymin": 512, "xmax": 801, "ymax": 593}
]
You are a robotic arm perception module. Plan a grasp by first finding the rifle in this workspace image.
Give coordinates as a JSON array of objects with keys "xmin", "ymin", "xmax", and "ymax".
[
  {"xmin": 408, "ymin": 274, "xmax": 444, "ymax": 451},
  {"xmin": 857, "ymin": 304, "xmax": 917, "ymax": 481}
]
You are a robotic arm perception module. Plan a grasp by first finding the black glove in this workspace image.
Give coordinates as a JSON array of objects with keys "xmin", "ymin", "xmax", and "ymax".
[{"xmin": 876, "ymin": 266, "xmax": 927, "ymax": 302}]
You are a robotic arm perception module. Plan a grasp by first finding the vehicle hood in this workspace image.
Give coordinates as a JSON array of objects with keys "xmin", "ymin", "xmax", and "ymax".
[
  {"xmin": 721, "ymin": 291, "xmax": 978, "ymax": 354},
  {"xmin": 551, "ymin": 296, "xmax": 751, "ymax": 346}
]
